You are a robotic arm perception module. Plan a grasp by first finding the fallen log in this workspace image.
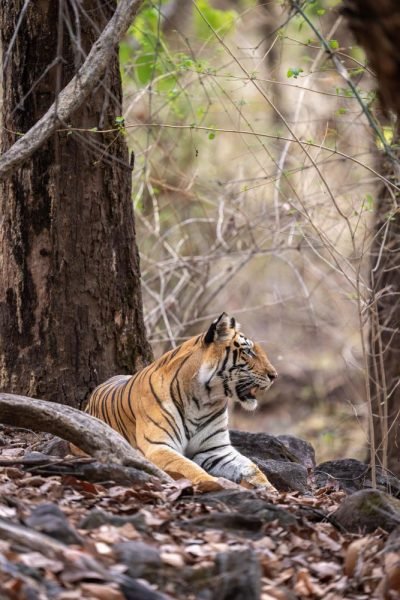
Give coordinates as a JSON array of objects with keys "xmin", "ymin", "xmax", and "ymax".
[{"xmin": 0, "ymin": 393, "xmax": 171, "ymax": 483}]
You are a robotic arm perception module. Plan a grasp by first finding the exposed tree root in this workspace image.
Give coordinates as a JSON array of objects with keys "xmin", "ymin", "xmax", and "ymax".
[{"xmin": 0, "ymin": 393, "xmax": 172, "ymax": 483}]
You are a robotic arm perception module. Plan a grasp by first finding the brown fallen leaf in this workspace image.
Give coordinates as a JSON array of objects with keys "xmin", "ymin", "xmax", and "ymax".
[
  {"xmin": 62, "ymin": 476, "xmax": 101, "ymax": 496},
  {"xmin": 161, "ymin": 551, "xmax": 185, "ymax": 568},
  {"xmin": 294, "ymin": 568, "xmax": 324, "ymax": 598},
  {"xmin": 344, "ymin": 537, "xmax": 370, "ymax": 578},
  {"xmin": 165, "ymin": 478, "xmax": 193, "ymax": 499},
  {"xmin": 383, "ymin": 551, "xmax": 400, "ymax": 599},
  {"xmin": 80, "ymin": 583, "xmax": 124, "ymax": 599},
  {"xmin": 315, "ymin": 529, "xmax": 342, "ymax": 553},
  {"xmin": 310, "ymin": 560, "xmax": 341, "ymax": 580},
  {"xmin": 18, "ymin": 551, "xmax": 64, "ymax": 572}
]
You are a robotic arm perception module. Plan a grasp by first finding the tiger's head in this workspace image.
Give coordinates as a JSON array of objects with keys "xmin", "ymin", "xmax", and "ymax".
[{"xmin": 197, "ymin": 312, "xmax": 277, "ymax": 411}]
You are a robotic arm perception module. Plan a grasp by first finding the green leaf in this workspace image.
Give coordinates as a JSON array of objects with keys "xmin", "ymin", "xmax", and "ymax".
[
  {"xmin": 208, "ymin": 131, "xmax": 216, "ymax": 140},
  {"xmin": 287, "ymin": 67, "xmax": 304, "ymax": 79},
  {"xmin": 195, "ymin": 0, "xmax": 237, "ymax": 40},
  {"xmin": 363, "ymin": 194, "xmax": 374, "ymax": 211},
  {"xmin": 329, "ymin": 39, "xmax": 339, "ymax": 50}
]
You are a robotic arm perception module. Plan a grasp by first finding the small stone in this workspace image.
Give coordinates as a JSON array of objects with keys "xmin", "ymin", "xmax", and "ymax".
[
  {"xmin": 25, "ymin": 503, "xmax": 83, "ymax": 545},
  {"xmin": 114, "ymin": 540, "xmax": 162, "ymax": 579}
]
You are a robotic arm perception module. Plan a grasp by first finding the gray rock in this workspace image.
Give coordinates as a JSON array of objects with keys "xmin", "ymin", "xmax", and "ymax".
[
  {"xmin": 115, "ymin": 522, "xmax": 263, "ymax": 599},
  {"xmin": 229, "ymin": 430, "xmax": 311, "ymax": 492},
  {"xmin": 254, "ymin": 458, "xmax": 309, "ymax": 493},
  {"xmin": 114, "ymin": 541, "xmax": 162, "ymax": 579},
  {"xmin": 315, "ymin": 458, "xmax": 400, "ymax": 498},
  {"xmin": 230, "ymin": 430, "xmax": 299, "ymax": 463},
  {"xmin": 25, "ymin": 503, "xmax": 83, "ymax": 545},
  {"xmin": 195, "ymin": 489, "xmax": 298, "ymax": 529},
  {"xmin": 277, "ymin": 434, "xmax": 316, "ymax": 469},
  {"xmin": 79, "ymin": 508, "xmax": 147, "ymax": 533},
  {"xmin": 315, "ymin": 458, "xmax": 368, "ymax": 493},
  {"xmin": 333, "ymin": 489, "xmax": 400, "ymax": 533},
  {"xmin": 208, "ymin": 549, "xmax": 261, "ymax": 600}
]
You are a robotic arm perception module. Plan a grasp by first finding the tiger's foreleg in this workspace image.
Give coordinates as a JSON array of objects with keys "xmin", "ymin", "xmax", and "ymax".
[
  {"xmin": 193, "ymin": 446, "xmax": 275, "ymax": 490},
  {"xmin": 144, "ymin": 445, "xmax": 219, "ymax": 486}
]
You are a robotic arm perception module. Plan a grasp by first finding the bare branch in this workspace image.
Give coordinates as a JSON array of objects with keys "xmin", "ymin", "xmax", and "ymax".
[{"xmin": 0, "ymin": 0, "xmax": 143, "ymax": 179}]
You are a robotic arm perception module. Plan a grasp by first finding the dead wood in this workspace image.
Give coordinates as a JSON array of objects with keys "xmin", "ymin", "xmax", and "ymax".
[
  {"xmin": 28, "ymin": 458, "xmax": 154, "ymax": 486},
  {"xmin": 0, "ymin": 393, "xmax": 171, "ymax": 483}
]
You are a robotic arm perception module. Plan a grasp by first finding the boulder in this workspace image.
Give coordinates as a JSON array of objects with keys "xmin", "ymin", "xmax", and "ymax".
[
  {"xmin": 333, "ymin": 489, "xmax": 400, "ymax": 533},
  {"xmin": 315, "ymin": 458, "xmax": 400, "ymax": 497},
  {"xmin": 230, "ymin": 430, "xmax": 311, "ymax": 493}
]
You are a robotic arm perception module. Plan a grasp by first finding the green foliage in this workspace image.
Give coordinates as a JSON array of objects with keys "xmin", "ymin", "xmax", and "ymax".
[
  {"xmin": 287, "ymin": 67, "xmax": 304, "ymax": 79},
  {"xmin": 362, "ymin": 194, "xmax": 374, "ymax": 212},
  {"xmin": 194, "ymin": 0, "xmax": 237, "ymax": 40},
  {"xmin": 120, "ymin": 3, "xmax": 176, "ymax": 90}
]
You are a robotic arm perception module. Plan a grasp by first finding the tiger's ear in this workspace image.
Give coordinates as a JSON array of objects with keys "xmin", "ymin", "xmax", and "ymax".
[{"xmin": 204, "ymin": 313, "xmax": 238, "ymax": 344}]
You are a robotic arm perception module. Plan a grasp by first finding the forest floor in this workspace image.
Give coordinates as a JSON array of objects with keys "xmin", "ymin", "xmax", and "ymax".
[{"xmin": 0, "ymin": 425, "xmax": 395, "ymax": 600}]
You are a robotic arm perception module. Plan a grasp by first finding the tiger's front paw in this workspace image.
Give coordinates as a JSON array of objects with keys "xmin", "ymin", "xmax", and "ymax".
[
  {"xmin": 241, "ymin": 467, "xmax": 276, "ymax": 491},
  {"xmin": 194, "ymin": 475, "xmax": 241, "ymax": 493}
]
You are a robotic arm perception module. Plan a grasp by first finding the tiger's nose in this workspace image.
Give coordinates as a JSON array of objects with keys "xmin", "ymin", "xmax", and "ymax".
[{"xmin": 268, "ymin": 371, "xmax": 278, "ymax": 381}]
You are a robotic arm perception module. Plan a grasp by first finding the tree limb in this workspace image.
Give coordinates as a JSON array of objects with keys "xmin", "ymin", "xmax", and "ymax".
[
  {"xmin": 0, "ymin": 0, "xmax": 143, "ymax": 180},
  {"xmin": 0, "ymin": 393, "xmax": 172, "ymax": 483}
]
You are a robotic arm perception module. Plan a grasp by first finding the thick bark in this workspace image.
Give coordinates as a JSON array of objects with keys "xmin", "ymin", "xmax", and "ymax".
[
  {"xmin": 368, "ymin": 148, "xmax": 400, "ymax": 476},
  {"xmin": 342, "ymin": 1, "xmax": 400, "ymax": 116},
  {"xmin": 343, "ymin": 0, "xmax": 400, "ymax": 475},
  {"xmin": 0, "ymin": 1, "xmax": 152, "ymax": 407}
]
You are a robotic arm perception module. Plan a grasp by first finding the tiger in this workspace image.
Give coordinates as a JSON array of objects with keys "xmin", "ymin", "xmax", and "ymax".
[{"xmin": 86, "ymin": 312, "xmax": 278, "ymax": 490}]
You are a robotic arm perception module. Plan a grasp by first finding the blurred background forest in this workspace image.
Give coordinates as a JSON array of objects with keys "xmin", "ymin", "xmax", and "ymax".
[{"xmin": 118, "ymin": 0, "xmax": 389, "ymax": 463}]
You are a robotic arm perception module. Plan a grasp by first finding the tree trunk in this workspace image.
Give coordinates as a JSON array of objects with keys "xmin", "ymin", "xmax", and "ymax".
[
  {"xmin": 343, "ymin": 0, "xmax": 400, "ymax": 475},
  {"xmin": 0, "ymin": 0, "xmax": 152, "ymax": 407}
]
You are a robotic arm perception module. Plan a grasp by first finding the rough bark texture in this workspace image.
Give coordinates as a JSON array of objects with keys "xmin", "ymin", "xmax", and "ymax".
[
  {"xmin": 342, "ymin": 1, "xmax": 400, "ymax": 116},
  {"xmin": 343, "ymin": 0, "xmax": 400, "ymax": 475},
  {"xmin": 369, "ymin": 148, "xmax": 400, "ymax": 476},
  {"xmin": 0, "ymin": 1, "xmax": 152, "ymax": 407}
]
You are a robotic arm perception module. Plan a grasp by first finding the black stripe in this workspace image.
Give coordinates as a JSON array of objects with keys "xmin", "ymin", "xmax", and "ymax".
[
  {"xmin": 201, "ymin": 427, "xmax": 227, "ymax": 444},
  {"xmin": 174, "ymin": 380, "xmax": 190, "ymax": 438},
  {"xmin": 125, "ymin": 374, "xmax": 139, "ymax": 421},
  {"xmin": 218, "ymin": 347, "xmax": 231, "ymax": 376},
  {"xmin": 169, "ymin": 354, "xmax": 193, "ymax": 438},
  {"xmin": 191, "ymin": 443, "xmax": 230, "ymax": 461},
  {"xmin": 146, "ymin": 414, "xmax": 178, "ymax": 445},
  {"xmin": 205, "ymin": 363, "xmax": 220, "ymax": 393},
  {"xmin": 197, "ymin": 404, "xmax": 227, "ymax": 432},
  {"xmin": 113, "ymin": 384, "xmax": 131, "ymax": 441},
  {"xmin": 143, "ymin": 435, "xmax": 176, "ymax": 450},
  {"xmin": 204, "ymin": 452, "xmax": 232, "ymax": 471},
  {"xmin": 217, "ymin": 455, "xmax": 237, "ymax": 470},
  {"xmin": 149, "ymin": 373, "xmax": 182, "ymax": 443}
]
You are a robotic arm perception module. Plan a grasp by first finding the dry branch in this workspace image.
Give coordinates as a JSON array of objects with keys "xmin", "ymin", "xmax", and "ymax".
[
  {"xmin": 0, "ymin": 0, "xmax": 143, "ymax": 179},
  {"xmin": 0, "ymin": 393, "xmax": 171, "ymax": 483}
]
